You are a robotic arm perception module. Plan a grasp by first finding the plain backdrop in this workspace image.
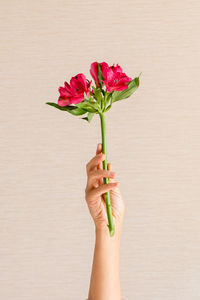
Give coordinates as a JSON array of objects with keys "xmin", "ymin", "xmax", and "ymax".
[{"xmin": 0, "ymin": 1, "xmax": 200, "ymax": 299}]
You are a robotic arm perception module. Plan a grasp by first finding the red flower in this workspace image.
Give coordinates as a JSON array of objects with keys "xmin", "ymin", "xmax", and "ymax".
[
  {"xmin": 58, "ymin": 73, "xmax": 92, "ymax": 107},
  {"xmin": 90, "ymin": 62, "xmax": 109, "ymax": 87},
  {"xmin": 102, "ymin": 64, "xmax": 132, "ymax": 92},
  {"xmin": 90, "ymin": 62, "xmax": 132, "ymax": 92}
]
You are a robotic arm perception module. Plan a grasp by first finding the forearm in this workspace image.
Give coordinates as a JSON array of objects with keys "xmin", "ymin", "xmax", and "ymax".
[{"xmin": 88, "ymin": 223, "xmax": 123, "ymax": 300}]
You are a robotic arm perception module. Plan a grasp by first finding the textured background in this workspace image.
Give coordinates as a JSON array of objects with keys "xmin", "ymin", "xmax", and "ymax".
[{"xmin": 0, "ymin": 1, "xmax": 200, "ymax": 299}]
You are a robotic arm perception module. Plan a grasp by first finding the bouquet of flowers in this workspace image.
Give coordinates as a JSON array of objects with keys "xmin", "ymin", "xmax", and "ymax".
[{"xmin": 46, "ymin": 61, "xmax": 140, "ymax": 236}]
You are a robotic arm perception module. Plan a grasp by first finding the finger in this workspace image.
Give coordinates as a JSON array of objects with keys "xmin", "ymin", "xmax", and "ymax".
[
  {"xmin": 86, "ymin": 152, "xmax": 105, "ymax": 174},
  {"xmin": 96, "ymin": 143, "xmax": 102, "ymax": 155},
  {"xmin": 107, "ymin": 162, "xmax": 115, "ymax": 183},
  {"xmin": 89, "ymin": 182, "xmax": 119, "ymax": 198},
  {"xmin": 96, "ymin": 143, "xmax": 104, "ymax": 186},
  {"xmin": 88, "ymin": 169, "xmax": 116, "ymax": 188},
  {"xmin": 97, "ymin": 143, "xmax": 103, "ymax": 170},
  {"xmin": 107, "ymin": 162, "xmax": 112, "ymax": 171}
]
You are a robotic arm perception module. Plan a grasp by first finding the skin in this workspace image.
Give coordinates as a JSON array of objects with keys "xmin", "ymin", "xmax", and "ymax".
[{"xmin": 85, "ymin": 143, "xmax": 125, "ymax": 300}]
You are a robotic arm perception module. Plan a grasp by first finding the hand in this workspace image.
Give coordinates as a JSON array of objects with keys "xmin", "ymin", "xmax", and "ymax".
[{"xmin": 85, "ymin": 143, "xmax": 125, "ymax": 231}]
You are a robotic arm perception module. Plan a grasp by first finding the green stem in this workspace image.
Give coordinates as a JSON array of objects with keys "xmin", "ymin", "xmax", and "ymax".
[{"xmin": 99, "ymin": 112, "xmax": 115, "ymax": 237}]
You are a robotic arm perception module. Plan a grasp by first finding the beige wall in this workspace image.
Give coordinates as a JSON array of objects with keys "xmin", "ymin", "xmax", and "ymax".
[{"xmin": 1, "ymin": 1, "xmax": 200, "ymax": 299}]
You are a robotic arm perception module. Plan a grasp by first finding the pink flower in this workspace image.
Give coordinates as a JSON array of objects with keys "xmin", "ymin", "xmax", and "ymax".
[
  {"xmin": 90, "ymin": 62, "xmax": 109, "ymax": 86},
  {"xmin": 58, "ymin": 73, "xmax": 92, "ymax": 107},
  {"xmin": 90, "ymin": 61, "xmax": 132, "ymax": 92},
  {"xmin": 102, "ymin": 64, "xmax": 132, "ymax": 92}
]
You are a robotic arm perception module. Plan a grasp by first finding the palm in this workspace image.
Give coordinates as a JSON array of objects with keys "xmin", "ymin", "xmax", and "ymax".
[{"xmin": 98, "ymin": 183, "xmax": 124, "ymax": 226}]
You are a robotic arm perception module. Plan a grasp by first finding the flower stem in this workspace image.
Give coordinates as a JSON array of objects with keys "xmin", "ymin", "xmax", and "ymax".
[{"xmin": 99, "ymin": 112, "xmax": 115, "ymax": 237}]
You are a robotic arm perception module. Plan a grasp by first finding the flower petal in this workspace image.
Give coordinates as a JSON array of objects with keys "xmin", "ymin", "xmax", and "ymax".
[
  {"xmin": 58, "ymin": 86, "xmax": 72, "ymax": 98},
  {"xmin": 58, "ymin": 97, "xmax": 71, "ymax": 107},
  {"xmin": 70, "ymin": 94, "xmax": 84, "ymax": 104},
  {"xmin": 90, "ymin": 62, "xmax": 99, "ymax": 85}
]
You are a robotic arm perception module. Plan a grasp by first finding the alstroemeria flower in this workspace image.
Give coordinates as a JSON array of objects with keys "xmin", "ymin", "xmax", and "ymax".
[
  {"xmin": 58, "ymin": 73, "xmax": 92, "ymax": 107},
  {"xmin": 90, "ymin": 62, "xmax": 109, "ymax": 86},
  {"xmin": 102, "ymin": 64, "xmax": 132, "ymax": 92}
]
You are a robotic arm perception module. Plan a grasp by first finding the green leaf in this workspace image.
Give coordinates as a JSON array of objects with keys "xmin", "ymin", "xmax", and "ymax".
[
  {"xmin": 105, "ymin": 92, "xmax": 112, "ymax": 107},
  {"xmin": 97, "ymin": 62, "xmax": 104, "ymax": 88},
  {"xmin": 76, "ymin": 99, "xmax": 101, "ymax": 113},
  {"xmin": 83, "ymin": 92, "xmax": 90, "ymax": 101},
  {"xmin": 101, "ymin": 91, "xmax": 112, "ymax": 113},
  {"xmin": 104, "ymin": 104, "xmax": 112, "ymax": 112},
  {"xmin": 104, "ymin": 95, "xmax": 113, "ymax": 113},
  {"xmin": 111, "ymin": 77, "xmax": 140, "ymax": 103},
  {"xmin": 81, "ymin": 112, "xmax": 94, "ymax": 123},
  {"xmin": 93, "ymin": 87, "xmax": 102, "ymax": 104},
  {"xmin": 45, "ymin": 102, "xmax": 87, "ymax": 116}
]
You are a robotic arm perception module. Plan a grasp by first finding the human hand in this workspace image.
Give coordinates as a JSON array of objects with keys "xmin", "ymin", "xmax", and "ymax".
[{"xmin": 85, "ymin": 143, "xmax": 125, "ymax": 232}]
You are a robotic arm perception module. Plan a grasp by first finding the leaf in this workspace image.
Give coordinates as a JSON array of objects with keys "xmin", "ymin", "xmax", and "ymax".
[
  {"xmin": 93, "ymin": 87, "xmax": 102, "ymax": 104},
  {"xmin": 81, "ymin": 112, "xmax": 94, "ymax": 123},
  {"xmin": 97, "ymin": 62, "xmax": 104, "ymax": 88},
  {"xmin": 46, "ymin": 102, "xmax": 87, "ymax": 116},
  {"xmin": 76, "ymin": 99, "xmax": 101, "ymax": 113},
  {"xmin": 105, "ymin": 92, "xmax": 112, "ymax": 108},
  {"xmin": 104, "ymin": 104, "xmax": 112, "ymax": 113},
  {"xmin": 83, "ymin": 92, "xmax": 90, "ymax": 101},
  {"xmin": 111, "ymin": 77, "xmax": 140, "ymax": 103},
  {"xmin": 104, "ymin": 93, "xmax": 113, "ymax": 112}
]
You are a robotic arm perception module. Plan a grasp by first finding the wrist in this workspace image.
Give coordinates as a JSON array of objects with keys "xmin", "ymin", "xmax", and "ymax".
[{"xmin": 95, "ymin": 220, "xmax": 123, "ymax": 244}]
